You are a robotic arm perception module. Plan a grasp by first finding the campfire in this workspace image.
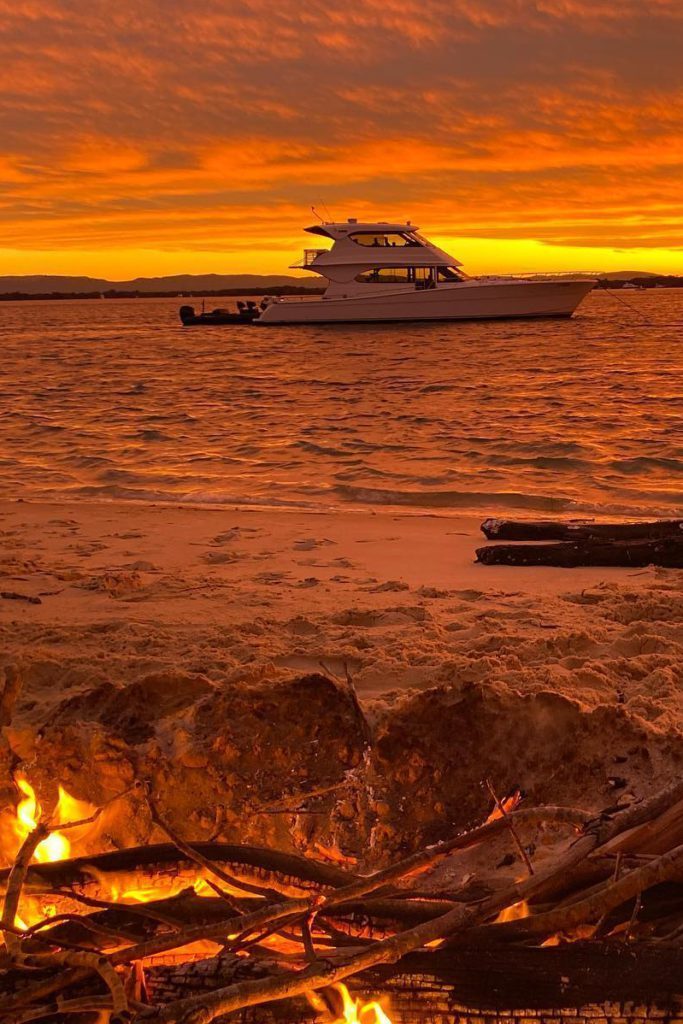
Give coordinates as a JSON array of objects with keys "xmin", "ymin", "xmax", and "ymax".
[{"xmin": 1, "ymin": 771, "xmax": 683, "ymax": 1024}]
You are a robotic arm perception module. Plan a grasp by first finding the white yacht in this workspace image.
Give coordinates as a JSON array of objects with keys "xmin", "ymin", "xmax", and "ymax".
[{"xmin": 256, "ymin": 219, "xmax": 594, "ymax": 325}]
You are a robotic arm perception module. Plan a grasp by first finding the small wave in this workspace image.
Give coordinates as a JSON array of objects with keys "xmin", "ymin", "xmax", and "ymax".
[
  {"xmin": 334, "ymin": 484, "xmax": 573, "ymax": 512},
  {"xmin": 486, "ymin": 455, "xmax": 593, "ymax": 471},
  {"xmin": 135, "ymin": 429, "xmax": 170, "ymax": 441},
  {"xmin": 295, "ymin": 441, "xmax": 348, "ymax": 457},
  {"xmin": 419, "ymin": 384, "xmax": 455, "ymax": 394},
  {"xmin": 69, "ymin": 484, "xmax": 317, "ymax": 510},
  {"xmin": 609, "ymin": 457, "xmax": 683, "ymax": 475}
]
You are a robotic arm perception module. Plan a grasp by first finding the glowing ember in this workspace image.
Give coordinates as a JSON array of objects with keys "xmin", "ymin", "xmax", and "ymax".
[
  {"xmin": 308, "ymin": 983, "xmax": 392, "ymax": 1024},
  {"xmin": 313, "ymin": 842, "xmax": 359, "ymax": 867},
  {"xmin": 495, "ymin": 899, "xmax": 530, "ymax": 923},
  {"xmin": 485, "ymin": 789, "xmax": 522, "ymax": 824}
]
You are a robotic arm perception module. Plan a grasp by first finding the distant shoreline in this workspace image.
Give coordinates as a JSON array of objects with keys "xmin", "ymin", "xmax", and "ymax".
[
  {"xmin": 0, "ymin": 285, "xmax": 327, "ymax": 302},
  {"xmin": 1, "ymin": 277, "xmax": 681, "ymax": 301}
]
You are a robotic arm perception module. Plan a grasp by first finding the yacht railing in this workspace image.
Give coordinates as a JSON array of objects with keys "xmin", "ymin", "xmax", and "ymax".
[
  {"xmin": 295, "ymin": 248, "xmax": 327, "ymax": 267},
  {"xmin": 478, "ymin": 272, "xmax": 599, "ymax": 282}
]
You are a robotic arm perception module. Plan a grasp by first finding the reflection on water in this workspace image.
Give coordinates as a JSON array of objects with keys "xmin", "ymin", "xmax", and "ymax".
[{"xmin": 0, "ymin": 290, "xmax": 681, "ymax": 517}]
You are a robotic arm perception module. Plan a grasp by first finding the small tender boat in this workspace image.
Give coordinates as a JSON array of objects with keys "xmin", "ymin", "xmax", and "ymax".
[
  {"xmin": 179, "ymin": 219, "xmax": 595, "ymax": 326},
  {"xmin": 179, "ymin": 301, "xmax": 262, "ymax": 326}
]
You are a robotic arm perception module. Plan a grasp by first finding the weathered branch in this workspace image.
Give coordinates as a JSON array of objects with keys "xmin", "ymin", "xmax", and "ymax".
[
  {"xmin": 1, "ymin": 821, "xmax": 50, "ymax": 954},
  {"xmin": 469, "ymin": 841, "xmax": 683, "ymax": 944},
  {"xmin": 148, "ymin": 823, "xmax": 607, "ymax": 1024}
]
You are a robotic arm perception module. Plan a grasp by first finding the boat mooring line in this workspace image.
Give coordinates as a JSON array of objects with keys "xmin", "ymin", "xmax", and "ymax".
[{"xmin": 595, "ymin": 281, "xmax": 656, "ymax": 326}]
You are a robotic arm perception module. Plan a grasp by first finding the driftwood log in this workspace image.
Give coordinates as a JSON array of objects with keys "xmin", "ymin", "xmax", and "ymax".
[
  {"xmin": 480, "ymin": 518, "xmax": 683, "ymax": 542},
  {"xmin": 476, "ymin": 537, "xmax": 683, "ymax": 568}
]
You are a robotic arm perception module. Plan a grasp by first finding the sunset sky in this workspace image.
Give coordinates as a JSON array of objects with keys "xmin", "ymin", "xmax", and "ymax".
[{"xmin": 1, "ymin": 0, "xmax": 682, "ymax": 278}]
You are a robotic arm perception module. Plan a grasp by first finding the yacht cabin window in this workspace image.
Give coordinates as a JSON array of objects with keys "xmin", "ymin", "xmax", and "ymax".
[
  {"xmin": 355, "ymin": 267, "xmax": 463, "ymax": 285},
  {"xmin": 349, "ymin": 232, "xmax": 422, "ymax": 247},
  {"xmin": 355, "ymin": 267, "xmax": 412, "ymax": 283}
]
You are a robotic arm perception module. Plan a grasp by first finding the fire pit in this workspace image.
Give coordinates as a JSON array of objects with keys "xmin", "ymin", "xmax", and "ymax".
[{"xmin": 1, "ymin": 773, "xmax": 683, "ymax": 1024}]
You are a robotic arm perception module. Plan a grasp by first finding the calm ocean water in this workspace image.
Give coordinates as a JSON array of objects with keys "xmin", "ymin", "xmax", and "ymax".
[{"xmin": 1, "ymin": 290, "xmax": 682, "ymax": 517}]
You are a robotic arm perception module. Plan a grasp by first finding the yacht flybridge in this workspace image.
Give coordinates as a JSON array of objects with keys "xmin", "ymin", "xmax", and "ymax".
[{"xmin": 179, "ymin": 219, "xmax": 594, "ymax": 326}]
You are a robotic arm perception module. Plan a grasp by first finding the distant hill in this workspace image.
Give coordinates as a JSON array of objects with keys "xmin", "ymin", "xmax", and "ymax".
[
  {"xmin": 1, "ymin": 270, "xmax": 680, "ymax": 299},
  {"xmin": 598, "ymin": 271, "xmax": 658, "ymax": 281},
  {"xmin": 0, "ymin": 273, "xmax": 321, "ymax": 296}
]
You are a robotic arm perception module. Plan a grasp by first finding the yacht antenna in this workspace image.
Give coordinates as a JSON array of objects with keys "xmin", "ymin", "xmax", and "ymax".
[
  {"xmin": 319, "ymin": 199, "xmax": 334, "ymax": 223},
  {"xmin": 311, "ymin": 205, "xmax": 325, "ymax": 224}
]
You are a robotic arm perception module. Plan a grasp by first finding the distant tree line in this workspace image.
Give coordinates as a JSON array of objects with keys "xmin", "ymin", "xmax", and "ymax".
[
  {"xmin": 597, "ymin": 275, "xmax": 683, "ymax": 290},
  {"xmin": 1, "ymin": 278, "xmax": 681, "ymax": 300},
  {"xmin": 0, "ymin": 285, "xmax": 326, "ymax": 301}
]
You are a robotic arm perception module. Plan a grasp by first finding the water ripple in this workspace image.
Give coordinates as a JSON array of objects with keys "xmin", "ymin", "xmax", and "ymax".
[{"xmin": 0, "ymin": 290, "xmax": 681, "ymax": 516}]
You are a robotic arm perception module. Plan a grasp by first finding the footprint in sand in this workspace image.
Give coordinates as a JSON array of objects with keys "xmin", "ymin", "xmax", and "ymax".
[
  {"xmin": 274, "ymin": 653, "xmax": 363, "ymax": 676},
  {"xmin": 67, "ymin": 541, "xmax": 109, "ymax": 557},
  {"xmin": 285, "ymin": 616, "xmax": 320, "ymax": 636},
  {"xmin": 363, "ymin": 580, "xmax": 410, "ymax": 593},
  {"xmin": 452, "ymin": 589, "xmax": 486, "ymax": 602},
  {"xmin": 210, "ymin": 527, "xmax": 264, "ymax": 546},
  {"xmin": 342, "ymin": 604, "xmax": 430, "ymax": 626},
  {"xmin": 253, "ymin": 571, "xmax": 291, "ymax": 585},
  {"xmin": 293, "ymin": 538, "xmax": 336, "ymax": 551},
  {"xmin": 210, "ymin": 529, "xmax": 240, "ymax": 545},
  {"xmin": 201, "ymin": 551, "xmax": 243, "ymax": 565},
  {"xmin": 79, "ymin": 570, "xmax": 144, "ymax": 598},
  {"xmin": 416, "ymin": 586, "xmax": 452, "ymax": 599}
]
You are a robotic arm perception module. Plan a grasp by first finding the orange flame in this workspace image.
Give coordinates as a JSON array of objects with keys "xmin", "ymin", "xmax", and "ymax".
[
  {"xmin": 495, "ymin": 899, "xmax": 530, "ymax": 923},
  {"xmin": 2, "ymin": 775, "xmax": 98, "ymax": 929},
  {"xmin": 308, "ymin": 983, "xmax": 392, "ymax": 1024},
  {"xmin": 10, "ymin": 775, "xmax": 96, "ymax": 865},
  {"xmin": 485, "ymin": 789, "xmax": 522, "ymax": 824}
]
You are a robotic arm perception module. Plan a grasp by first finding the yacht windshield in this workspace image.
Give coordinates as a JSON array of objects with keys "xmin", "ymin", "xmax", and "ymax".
[
  {"xmin": 350, "ymin": 232, "xmax": 422, "ymax": 247},
  {"xmin": 437, "ymin": 266, "xmax": 464, "ymax": 281}
]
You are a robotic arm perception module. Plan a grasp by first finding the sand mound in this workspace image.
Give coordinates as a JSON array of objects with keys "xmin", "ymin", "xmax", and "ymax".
[
  {"xmin": 366, "ymin": 681, "xmax": 683, "ymax": 858},
  {"xmin": 2, "ymin": 664, "xmax": 683, "ymax": 867}
]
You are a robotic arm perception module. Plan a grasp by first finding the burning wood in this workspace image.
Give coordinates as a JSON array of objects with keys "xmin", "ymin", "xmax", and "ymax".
[{"xmin": 0, "ymin": 774, "xmax": 682, "ymax": 1024}]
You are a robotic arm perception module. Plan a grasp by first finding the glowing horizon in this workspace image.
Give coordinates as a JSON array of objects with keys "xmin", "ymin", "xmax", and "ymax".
[
  {"xmin": 1, "ymin": 235, "xmax": 682, "ymax": 281},
  {"xmin": 1, "ymin": 0, "xmax": 682, "ymax": 278}
]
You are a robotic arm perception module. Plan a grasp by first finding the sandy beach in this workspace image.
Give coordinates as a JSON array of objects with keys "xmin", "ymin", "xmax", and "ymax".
[
  {"xmin": 2, "ymin": 498, "xmax": 682, "ymax": 865},
  {"xmin": 2, "ymin": 498, "xmax": 680, "ymax": 696}
]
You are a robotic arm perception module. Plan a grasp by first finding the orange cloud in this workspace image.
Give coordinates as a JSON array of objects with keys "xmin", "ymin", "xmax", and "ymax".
[{"xmin": 0, "ymin": 0, "xmax": 681, "ymax": 276}]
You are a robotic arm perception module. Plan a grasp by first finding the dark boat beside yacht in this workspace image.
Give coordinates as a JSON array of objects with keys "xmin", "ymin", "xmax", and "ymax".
[{"xmin": 179, "ymin": 300, "xmax": 263, "ymax": 326}]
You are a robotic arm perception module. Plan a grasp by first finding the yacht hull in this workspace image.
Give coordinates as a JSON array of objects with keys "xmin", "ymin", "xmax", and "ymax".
[{"xmin": 257, "ymin": 279, "xmax": 593, "ymax": 325}]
